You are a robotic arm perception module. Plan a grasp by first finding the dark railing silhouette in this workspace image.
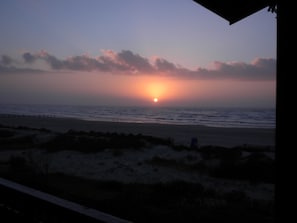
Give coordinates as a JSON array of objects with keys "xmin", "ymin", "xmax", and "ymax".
[{"xmin": 0, "ymin": 177, "xmax": 132, "ymax": 223}]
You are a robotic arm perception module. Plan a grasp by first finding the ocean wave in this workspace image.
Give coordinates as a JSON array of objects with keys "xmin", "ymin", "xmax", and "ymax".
[{"xmin": 0, "ymin": 104, "xmax": 275, "ymax": 129}]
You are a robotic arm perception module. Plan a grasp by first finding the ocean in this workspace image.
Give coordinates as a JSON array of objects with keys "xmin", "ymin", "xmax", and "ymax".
[{"xmin": 0, "ymin": 104, "xmax": 275, "ymax": 129}]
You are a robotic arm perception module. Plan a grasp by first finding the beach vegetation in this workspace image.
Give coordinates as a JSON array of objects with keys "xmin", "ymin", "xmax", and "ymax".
[
  {"xmin": 0, "ymin": 135, "xmax": 35, "ymax": 150},
  {"xmin": 0, "ymin": 124, "xmax": 274, "ymax": 222},
  {"xmin": 9, "ymin": 155, "xmax": 28, "ymax": 171},
  {"xmin": 207, "ymin": 151, "xmax": 275, "ymax": 183},
  {"xmin": 1, "ymin": 171, "xmax": 274, "ymax": 223},
  {"xmin": 39, "ymin": 129, "xmax": 175, "ymax": 153},
  {"xmin": 0, "ymin": 129, "xmax": 15, "ymax": 138},
  {"xmin": 0, "ymin": 125, "xmax": 275, "ymax": 184}
]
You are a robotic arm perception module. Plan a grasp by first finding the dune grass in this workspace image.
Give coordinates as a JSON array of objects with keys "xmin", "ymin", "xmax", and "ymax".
[{"xmin": 0, "ymin": 125, "xmax": 274, "ymax": 222}]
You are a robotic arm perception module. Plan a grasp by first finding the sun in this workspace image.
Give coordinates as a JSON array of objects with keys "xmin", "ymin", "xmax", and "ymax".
[{"xmin": 153, "ymin": 97, "xmax": 158, "ymax": 103}]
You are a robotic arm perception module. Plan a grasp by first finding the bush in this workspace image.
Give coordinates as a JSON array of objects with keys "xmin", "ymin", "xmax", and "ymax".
[{"xmin": 9, "ymin": 155, "xmax": 27, "ymax": 170}]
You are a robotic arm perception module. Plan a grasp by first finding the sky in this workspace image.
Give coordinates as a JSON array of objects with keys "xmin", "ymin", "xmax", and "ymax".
[{"xmin": 0, "ymin": 0, "xmax": 277, "ymax": 108}]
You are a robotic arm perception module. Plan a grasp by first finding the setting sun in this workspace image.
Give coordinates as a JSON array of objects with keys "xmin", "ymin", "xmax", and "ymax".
[{"xmin": 153, "ymin": 98, "xmax": 158, "ymax": 103}]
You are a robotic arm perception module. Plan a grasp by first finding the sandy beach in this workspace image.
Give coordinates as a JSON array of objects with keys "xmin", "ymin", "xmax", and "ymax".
[
  {"xmin": 0, "ymin": 115, "xmax": 275, "ymax": 148},
  {"xmin": 0, "ymin": 114, "xmax": 275, "ymax": 201},
  {"xmin": 0, "ymin": 113, "xmax": 275, "ymax": 223}
]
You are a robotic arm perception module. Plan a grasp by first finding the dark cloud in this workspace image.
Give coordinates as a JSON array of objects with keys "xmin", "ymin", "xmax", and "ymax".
[
  {"xmin": 23, "ymin": 51, "xmax": 64, "ymax": 69},
  {"xmin": 65, "ymin": 55, "xmax": 110, "ymax": 71},
  {"xmin": 1, "ymin": 55, "xmax": 13, "ymax": 65},
  {"xmin": 40, "ymin": 52, "xmax": 64, "ymax": 69},
  {"xmin": 0, "ymin": 53, "xmax": 50, "ymax": 74},
  {"xmin": 116, "ymin": 50, "xmax": 155, "ymax": 73},
  {"xmin": 155, "ymin": 58, "xmax": 177, "ymax": 72},
  {"xmin": 7, "ymin": 50, "xmax": 276, "ymax": 81},
  {"xmin": 23, "ymin": 52, "xmax": 36, "ymax": 63},
  {"xmin": 189, "ymin": 58, "xmax": 276, "ymax": 81},
  {"xmin": 0, "ymin": 54, "xmax": 43, "ymax": 74},
  {"xmin": 22, "ymin": 51, "xmax": 113, "ymax": 72}
]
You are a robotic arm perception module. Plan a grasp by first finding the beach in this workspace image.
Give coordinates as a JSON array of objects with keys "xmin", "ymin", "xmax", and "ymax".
[
  {"xmin": 0, "ymin": 115, "xmax": 275, "ymax": 148},
  {"xmin": 0, "ymin": 114, "xmax": 275, "ymax": 222}
]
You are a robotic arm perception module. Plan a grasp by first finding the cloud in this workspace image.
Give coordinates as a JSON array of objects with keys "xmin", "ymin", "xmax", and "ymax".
[
  {"xmin": 22, "ymin": 51, "xmax": 113, "ymax": 72},
  {"xmin": 0, "ymin": 54, "xmax": 45, "ymax": 74},
  {"xmin": 23, "ymin": 52, "xmax": 37, "ymax": 63},
  {"xmin": 116, "ymin": 50, "xmax": 155, "ymax": 73},
  {"xmin": 0, "ymin": 65, "xmax": 45, "ymax": 74},
  {"xmin": 188, "ymin": 58, "xmax": 276, "ymax": 81},
  {"xmin": 1, "ymin": 55, "xmax": 13, "ymax": 65},
  {"xmin": 154, "ymin": 58, "xmax": 177, "ymax": 72},
  {"xmin": 3, "ymin": 50, "xmax": 276, "ymax": 81}
]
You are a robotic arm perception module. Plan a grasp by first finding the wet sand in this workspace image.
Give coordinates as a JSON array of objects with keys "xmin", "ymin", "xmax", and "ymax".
[{"xmin": 0, "ymin": 114, "xmax": 275, "ymax": 147}]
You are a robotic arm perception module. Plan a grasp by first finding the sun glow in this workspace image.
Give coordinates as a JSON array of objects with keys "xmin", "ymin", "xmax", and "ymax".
[
  {"xmin": 146, "ymin": 80, "xmax": 168, "ymax": 103},
  {"xmin": 142, "ymin": 77, "xmax": 188, "ymax": 105},
  {"xmin": 122, "ymin": 75, "xmax": 199, "ymax": 105}
]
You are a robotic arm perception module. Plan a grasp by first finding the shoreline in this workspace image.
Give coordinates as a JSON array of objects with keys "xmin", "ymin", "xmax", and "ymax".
[{"xmin": 0, "ymin": 114, "xmax": 275, "ymax": 148}]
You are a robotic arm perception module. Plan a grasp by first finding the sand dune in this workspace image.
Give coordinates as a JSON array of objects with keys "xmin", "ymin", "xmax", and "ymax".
[{"xmin": 0, "ymin": 115, "xmax": 275, "ymax": 202}]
